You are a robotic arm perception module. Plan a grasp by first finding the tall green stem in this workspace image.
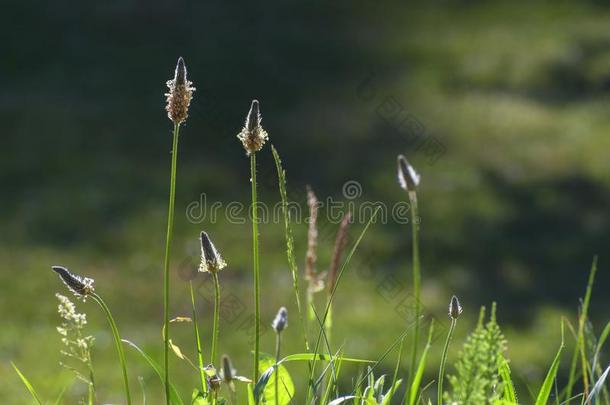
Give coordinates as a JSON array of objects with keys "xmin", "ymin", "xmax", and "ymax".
[
  {"xmin": 250, "ymin": 152, "xmax": 261, "ymax": 382},
  {"xmin": 408, "ymin": 191, "xmax": 421, "ymax": 386},
  {"xmin": 189, "ymin": 281, "xmax": 207, "ymax": 395},
  {"xmin": 211, "ymin": 271, "xmax": 221, "ymax": 365},
  {"xmin": 275, "ymin": 332, "xmax": 282, "ymax": 403},
  {"xmin": 438, "ymin": 318, "xmax": 456, "ymax": 405},
  {"xmin": 91, "ymin": 293, "xmax": 132, "ymax": 405},
  {"xmin": 163, "ymin": 122, "xmax": 181, "ymax": 404}
]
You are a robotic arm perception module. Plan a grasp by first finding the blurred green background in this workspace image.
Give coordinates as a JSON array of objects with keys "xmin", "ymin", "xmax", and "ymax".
[{"xmin": 2, "ymin": 1, "xmax": 610, "ymax": 403}]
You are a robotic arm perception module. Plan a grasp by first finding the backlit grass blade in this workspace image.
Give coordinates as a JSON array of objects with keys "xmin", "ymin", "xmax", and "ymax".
[
  {"xmin": 308, "ymin": 206, "xmax": 381, "ymax": 400},
  {"xmin": 586, "ymin": 364, "xmax": 610, "ymax": 404},
  {"xmin": 566, "ymin": 256, "xmax": 597, "ymax": 399},
  {"xmin": 499, "ymin": 356, "xmax": 517, "ymax": 403},
  {"xmin": 409, "ymin": 321, "xmax": 434, "ymax": 405},
  {"xmin": 11, "ymin": 362, "xmax": 43, "ymax": 405},
  {"xmin": 123, "ymin": 339, "xmax": 184, "ymax": 405},
  {"xmin": 535, "ymin": 322, "xmax": 565, "ymax": 405}
]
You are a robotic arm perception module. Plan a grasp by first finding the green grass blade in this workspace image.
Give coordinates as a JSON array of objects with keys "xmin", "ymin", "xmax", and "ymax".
[
  {"xmin": 592, "ymin": 321, "xmax": 610, "ymax": 376},
  {"xmin": 387, "ymin": 335, "xmax": 405, "ymax": 405},
  {"xmin": 271, "ymin": 145, "xmax": 308, "ymax": 351},
  {"xmin": 409, "ymin": 321, "xmax": 434, "ymax": 405},
  {"xmin": 354, "ymin": 326, "xmax": 413, "ymax": 393},
  {"xmin": 279, "ymin": 353, "xmax": 374, "ymax": 364},
  {"xmin": 567, "ymin": 256, "xmax": 598, "ymax": 400},
  {"xmin": 308, "ymin": 206, "xmax": 381, "ymax": 400},
  {"xmin": 54, "ymin": 385, "xmax": 67, "ymax": 405},
  {"xmin": 123, "ymin": 339, "xmax": 184, "ymax": 405},
  {"xmin": 535, "ymin": 322, "xmax": 565, "ymax": 405},
  {"xmin": 11, "ymin": 362, "xmax": 43, "ymax": 405},
  {"xmin": 499, "ymin": 356, "xmax": 517, "ymax": 403}
]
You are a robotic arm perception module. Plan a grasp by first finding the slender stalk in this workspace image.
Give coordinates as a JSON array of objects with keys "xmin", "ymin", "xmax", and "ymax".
[
  {"xmin": 163, "ymin": 122, "xmax": 181, "ymax": 404},
  {"xmin": 250, "ymin": 152, "xmax": 261, "ymax": 382},
  {"xmin": 437, "ymin": 318, "xmax": 456, "ymax": 405},
  {"xmin": 91, "ymin": 293, "xmax": 132, "ymax": 405},
  {"xmin": 389, "ymin": 336, "xmax": 405, "ymax": 402},
  {"xmin": 275, "ymin": 332, "xmax": 282, "ymax": 403},
  {"xmin": 211, "ymin": 271, "xmax": 221, "ymax": 365},
  {"xmin": 408, "ymin": 191, "xmax": 421, "ymax": 387},
  {"xmin": 86, "ymin": 358, "xmax": 96, "ymax": 405},
  {"xmin": 189, "ymin": 281, "xmax": 207, "ymax": 395}
]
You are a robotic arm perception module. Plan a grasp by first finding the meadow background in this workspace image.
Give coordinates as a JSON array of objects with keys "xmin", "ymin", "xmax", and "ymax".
[{"xmin": 2, "ymin": 1, "xmax": 610, "ymax": 403}]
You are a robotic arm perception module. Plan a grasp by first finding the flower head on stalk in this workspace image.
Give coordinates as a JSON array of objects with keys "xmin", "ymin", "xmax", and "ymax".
[
  {"xmin": 397, "ymin": 154, "xmax": 420, "ymax": 192},
  {"xmin": 449, "ymin": 295, "xmax": 463, "ymax": 319},
  {"xmin": 237, "ymin": 100, "xmax": 268, "ymax": 155},
  {"xmin": 52, "ymin": 266, "xmax": 95, "ymax": 300},
  {"xmin": 165, "ymin": 57, "xmax": 195, "ymax": 125},
  {"xmin": 272, "ymin": 307, "xmax": 288, "ymax": 333},
  {"xmin": 199, "ymin": 231, "xmax": 227, "ymax": 274}
]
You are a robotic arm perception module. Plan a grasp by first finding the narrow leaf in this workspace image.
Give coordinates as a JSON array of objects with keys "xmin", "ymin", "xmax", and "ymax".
[
  {"xmin": 11, "ymin": 362, "xmax": 43, "ymax": 405},
  {"xmin": 535, "ymin": 323, "xmax": 564, "ymax": 405}
]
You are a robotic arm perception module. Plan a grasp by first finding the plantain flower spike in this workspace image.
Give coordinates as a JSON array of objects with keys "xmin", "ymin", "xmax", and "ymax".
[
  {"xmin": 52, "ymin": 266, "xmax": 95, "ymax": 298},
  {"xmin": 272, "ymin": 306, "xmax": 288, "ymax": 333},
  {"xmin": 221, "ymin": 354, "xmax": 235, "ymax": 384},
  {"xmin": 237, "ymin": 100, "xmax": 268, "ymax": 155},
  {"xmin": 397, "ymin": 154, "xmax": 420, "ymax": 192},
  {"xmin": 449, "ymin": 295, "xmax": 463, "ymax": 319},
  {"xmin": 199, "ymin": 231, "xmax": 227, "ymax": 273},
  {"xmin": 165, "ymin": 57, "xmax": 195, "ymax": 125}
]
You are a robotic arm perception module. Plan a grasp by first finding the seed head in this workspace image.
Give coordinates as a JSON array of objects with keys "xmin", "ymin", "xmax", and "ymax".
[
  {"xmin": 199, "ymin": 231, "xmax": 227, "ymax": 273},
  {"xmin": 52, "ymin": 266, "xmax": 95, "ymax": 298},
  {"xmin": 397, "ymin": 155, "xmax": 420, "ymax": 192},
  {"xmin": 237, "ymin": 100, "xmax": 268, "ymax": 155},
  {"xmin": 165, "ymin": 57, "xmax": 195, "ymax": 125},
  {"xmin": 272, "ymin": 306, "xmax": 288, "ymax": 333},
  {"xmin": 327, "ymin": 212, "xmax": 351, "ymax": 294},
  {"xmin": 449, "ymin": 295, "xmax": 462, "ymax": 319}
]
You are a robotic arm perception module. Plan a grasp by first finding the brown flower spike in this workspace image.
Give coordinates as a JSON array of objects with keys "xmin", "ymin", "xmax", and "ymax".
[
  {"xmin": 165, "ymin": 57, "xmax": 195, "ymax": 125},
  {"xmin": 237, "ymin": 100, "xmax": 268, "ymax": 155},
  {"xmin": 52, "ymin": 266, "xmax": 95, "ymax": 298}
]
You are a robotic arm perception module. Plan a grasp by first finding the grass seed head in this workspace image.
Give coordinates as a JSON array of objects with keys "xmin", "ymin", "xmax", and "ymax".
[
  {"xmin": 199, "ymin": 231, "xmax": 227, "ymax": 273},
  {"xmin": 272, "ymin": 306, "xmax": 288, "ymax": 333},
  {"xmin": 397, "ymin": 154, "xmax": 420, "ymax": 192},
  {"xmin": 52, "ymin": 266, "xmax": 95, "ymax": 298},
  {"xmin": 165, "ymin": 56, "xmax": 195, "ymax": 125},
  {"xmin": 327, "ymin": 211, "xmax": 351, "ymax": 295},
  {"xmin": 449, "ymin": 295, "xmax": 463, "ymax": 319},
  {"xmin": 237, "ymin": 100, "xmax": 268, "ymax": 155}
]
